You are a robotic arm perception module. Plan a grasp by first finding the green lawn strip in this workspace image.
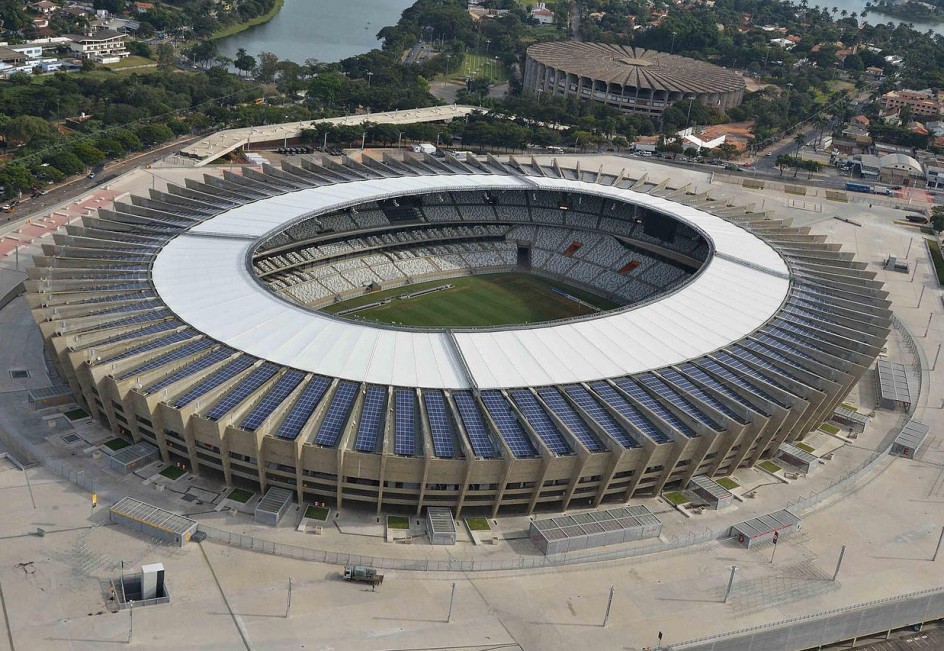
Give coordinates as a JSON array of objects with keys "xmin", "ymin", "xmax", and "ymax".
[
  {"xmin": 104, "ymin": 437, "xmax": 131, "ymax": 451},
  {"xmin": 465, "ymin": 516, "xmax": 491, "ymax": 531},
  {"xmin": 758, "ymin": 460, "xmax": 782, "ymax": 474},
  {"xmin": 449, "ymin": 52, "xmax": 509, "ymax": 83},
  {"xmin": 715, "ymin": 477, "xmax": 739, "ymax": 490},
  {"xmin": 211, "ymin": 0, "xmax": 285, "ymax": 40},
  {"xmin": 104, "ymin": 55, "xmax": 156, "ymax": 70},
  {"xmin": 387, "ymin": 515, "xmax": 410, "ymax": 529},
  {"xmin": 159, "ymin": 465, "xmax": 186, "ymax": 480},
  {"xmin": 795, "ymin": 441, "xmax": 816, "ymax": 453},
  {"xmin": 323, "ymin": 273, "xmax": 618, "ymax": 327},
  {"xmin": 927, "ymin": 239, "xmax": 944, "ymax": 285},
  {"xmin": 819, "ymin": 423, "xmax": 840, "ymax": 435},
  {"xmin": 305, "ymin": 505, "xmax": 329, "ymax": 521},
  {"xmin": 64, "ymin": 408, "xmax": 90, "ymax": 421},
  {"xmin": 664, "ymin": 491, "xmax": 690, "ymax": 506},
  {"xmin": 840, "ymin": 402, "xmax": 857, "ymax": 411},
  {"xmin": 227, "ymin": 488, "xmax": 254, "ymax": 503}
]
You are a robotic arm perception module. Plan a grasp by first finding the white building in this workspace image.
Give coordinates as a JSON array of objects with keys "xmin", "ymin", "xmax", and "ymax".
[
  {"xmin": 530, "ymin": 2, "xmax": 555, "ymax": 24},
  {"xmin": 66, "ymin": 30, "xmax": 129, "ymax": 63}
]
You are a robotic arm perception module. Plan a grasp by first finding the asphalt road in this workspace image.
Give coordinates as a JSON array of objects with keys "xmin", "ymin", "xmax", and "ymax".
[{"xmin": 0, "ymin": 134, "xmax": 203, "ymax": 230}]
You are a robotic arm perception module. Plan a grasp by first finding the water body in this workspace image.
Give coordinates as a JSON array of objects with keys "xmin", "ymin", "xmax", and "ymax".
[
  {"xmin": 816, "ymin": 0, "xmax": 944, "ymax": 35},
  {"xmin": 217, "ymin": 0, "xmax": 417, "ymax": 64}
]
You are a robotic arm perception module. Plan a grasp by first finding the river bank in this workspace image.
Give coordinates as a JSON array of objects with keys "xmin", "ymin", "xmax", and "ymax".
[{"xmin": 211, "ymin": 0, "xmax": 285, "ymax": 41}]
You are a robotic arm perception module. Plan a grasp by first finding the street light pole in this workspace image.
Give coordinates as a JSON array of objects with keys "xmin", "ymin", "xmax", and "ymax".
[
  {"xmin": 285, "ymin": 577, "xmax": 294, "ymax": 618},
  {"xmin": 447, "ymin": 582, "xmax": 456, "ymax": 623},
  {"xmin": 832, "ymin": 544, "xmax": 846, "ymax": 581},
  {"xmin": 602, "ymin": 585, "xmax": 615, "ymax": 627},
  {"xmin": 722, "ymin": 565, "xmax": 738, "ymax": 603},
  {"xmin": 366, "ymin": 71, "xmax": 373, "ymax": 87}
]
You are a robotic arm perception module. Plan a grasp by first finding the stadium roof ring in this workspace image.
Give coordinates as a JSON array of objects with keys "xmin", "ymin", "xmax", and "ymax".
[
  {"xmin": 151, "ymin": 175, "xmax": 789, "ymax": 390},
  {"xmin": 30, "ymin": 153, "xmax": 891, "ymax": 515}
]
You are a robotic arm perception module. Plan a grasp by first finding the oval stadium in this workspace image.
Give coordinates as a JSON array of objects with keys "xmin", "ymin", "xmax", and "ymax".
[
  {"xmin": 28, "ymin": 153, "xmax": 890, "ymax": 517},
  {"xmin": 523, "ymin": 42, "xmax": 746, "ymax": 117}
]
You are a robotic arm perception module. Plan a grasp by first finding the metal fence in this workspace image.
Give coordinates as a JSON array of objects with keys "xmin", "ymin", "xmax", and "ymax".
[
  {"xmin": 196, "ymin": 523, "xmax": 725, "ymax": 572},
  {"xmin": 668, "ymin": 585, "xmax": 944, "ymax": 650}
]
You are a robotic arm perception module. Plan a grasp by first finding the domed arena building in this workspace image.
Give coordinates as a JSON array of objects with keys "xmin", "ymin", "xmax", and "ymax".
[
  {"xmin": 28, "ymin": 153, "xmax": 889, "ymax": 517},
  {"xmin": 523, "ymin": 42, "xmax": 746, "ymax": 118}
]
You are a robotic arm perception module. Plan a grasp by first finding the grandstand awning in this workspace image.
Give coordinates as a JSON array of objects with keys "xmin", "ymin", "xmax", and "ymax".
[{"xmin": 152, "ymin": 174, "xmax": 790, "ymax": 390}]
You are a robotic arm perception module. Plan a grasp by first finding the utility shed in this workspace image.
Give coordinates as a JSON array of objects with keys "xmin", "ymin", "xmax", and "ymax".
[
  {"xmin": 891, "ymin": 420, "xmax": 930, "ymax": 459},
  {"xmin": 254, "ymin": 486, "xmax": 293, "ymax": 526},
  {"xmin": 109, "ymin": 441, "xmax": 159, "ymax": 474},
  {"xmin": 529, "ymin": 505, "xmax": 662, "ymax": 555},
  {"xmin": 426, "ymin": 507, "xmax": 457, "ymax": 545},
  {"xmin": 831, "ymin": 406, "xmax": 870, "ymax": 433},
  {"xmin": 877, "ymin": 359, "xmax": 912, "ymax": 410},
  {"xmin": 110, "ymin": 497, "xmax": 197, "ymax": 546},
  {"xmin": 687, "ymin": 475, "xmax": 733, "ymax": 510},
  {"xmin": 776, "ymin": 442, "xmax": 820, "ymax": 474},
  {"xmin": 730, "ymin": 509, "xmax": 800, "ymax": 549}
]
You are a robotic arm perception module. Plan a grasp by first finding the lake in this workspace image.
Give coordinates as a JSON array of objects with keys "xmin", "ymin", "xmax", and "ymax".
[
  {"xmin": 817, "ymin": 0, "xmax": 944, "ymax": 35},
  {"xmin": 217, "ymin": 0, "xmax": 418, "ymax": 64}
]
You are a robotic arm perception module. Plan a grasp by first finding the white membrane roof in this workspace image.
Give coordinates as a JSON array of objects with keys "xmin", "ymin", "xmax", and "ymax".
[{"xmin": 151, "ymin": 174, "xmax": 790, "ymax": 389}]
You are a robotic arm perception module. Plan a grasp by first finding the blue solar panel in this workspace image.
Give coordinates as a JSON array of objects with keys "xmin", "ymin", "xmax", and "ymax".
[
  {"xmin": 103, "ymin": 330, "xmax": 193, "ymax": 363},
  {"xmin": 589, "ymin": 381, "xmax": 672, "ymax": 444},
  {"xmin": 98, "ymin": 320, "xmax": 181, "ymax": 347},
  {"xmin": 751, "ymin": 335, "xmax": 818, "ymax": 363},
  {"xmin": 453, "ymin": 391, "xmax": 498, "ymax": 458},
  {"xmin": 561, "ymin": 385, "xmax": 638, "ymax": 448},
  {"xmin": 276, "ymin": 376, "xmax": 331, "ymax": 440},
  {"xmin": 73, "ymin": 291, "xmax": 155, "ymax": 305},
  {"xmin": 616, "ymin": 377, "xmax": 698, "ymax": 437},
  {"xmin": 394, "ymin": 389, "xmax": 417, "ymax": 456},
  {"xmin": 678, "ymin": 362, "xmax": 763, "ymax": 415},
  {"xmin": 772, "ymin": 318, "xmax": 834, "ymax": 347},
  {"xmin": 736, "ymin": 343, "xmax": 808, "ymax": 380},
  {"xmin": 537, "ymin": 387, "xmax": 605, "ymax": 452},
  {"xmin": 314, "ymin": 382, "xmax": 358, "ymax": 446},
  {"xmin": 423, "ymin": 390, "xmax": 456, "ymax": 458},
  {"xmin": 173, "ymin": 356, "xmax": 256, "ymax": 408},
  {"xmin": 716, "ymin": 349, "xmax": 799, "ymax": 389},
  {"xmin": 240, "ymin": 370, "xmax": 305, "ymax": 431},
  {"xmin": 509, "ymin": 389, "xmax": 571, "ymax": 455},
  {"xmin": 635, "ymin": 374, "xmax": 719, "ymax": 431},
  {"xmin": 206, "ymin": 363, "xmax": 279, "ymax": 420},
  {"xmin": 659, "ymin": 368, "xmax": 744, "ymax": 424},
  {"xmin": 354, "ymin": 386, "xmax": 386, "ymax": 452},
  {"xmin": 145, "ymin": 347, "xmax": 234, "ymax": 395},
  {"xmin": 119, "ymin": 339, "xmax": 215, "ymax": 381},
  {"xmin": 481, "ymin": 391, "xmax": 537, "ymax": 458},
  {"xmin": 81, "ymin": 309, "xmax": 170, "ymax": 334}
]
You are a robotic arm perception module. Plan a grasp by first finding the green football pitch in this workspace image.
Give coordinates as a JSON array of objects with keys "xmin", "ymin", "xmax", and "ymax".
[{"xmin": 321, "ymin": 273, "xmax": 619, "ymax": 328}]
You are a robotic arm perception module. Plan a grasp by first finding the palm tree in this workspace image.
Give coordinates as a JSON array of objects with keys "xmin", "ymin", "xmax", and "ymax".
[{"xmin": 793, "ymin": 133, "xmax": 805, "ymax": 178}]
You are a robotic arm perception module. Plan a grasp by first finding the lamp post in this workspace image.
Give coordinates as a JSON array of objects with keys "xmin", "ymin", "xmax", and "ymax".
[
  {"xmin": 670, "ymin": 31, "xmax": 677, "ymax": 54},
  {"xmin": 485, "ymin": 38, "xmax": 491, "ymax": 55},
  {"xmin": 686, "ymin": 94, "xmax": 696, "ymax": 130},
  {"xmin": 366, "ymin": 71, "xmax": 373, "ymax": 87},
  {"xmin": 398, "ymin": 131, "xmax": 404, "ymax": 149}
]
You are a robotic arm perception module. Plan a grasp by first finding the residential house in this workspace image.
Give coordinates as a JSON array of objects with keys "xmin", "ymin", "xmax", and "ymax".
[{"xmin": 66, "ymin": 30, "xmax": 129, "ymax": 63}]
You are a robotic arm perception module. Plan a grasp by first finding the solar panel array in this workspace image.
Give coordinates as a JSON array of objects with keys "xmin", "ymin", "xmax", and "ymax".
[
  {"xmin": 714, "ymin": 350, "xmax": 795, "ymax": 392},
  {"xmin": 732, "ymin": 345, "xmax": 805, "ymax": 382},
  {"xmin": 481, "ymin": 391, "xmax": 537, "ymax": 458},
  {"xmin": 84, "ymin": 309, "xmax": 170, "ymax": 334},
  {"xmin": 453, "ymin": 391, "xmax": 498, "ymax": 458},
  {"xmin": 102, "ymin": 329, "xmax": 193, "ymax": 363},
  {"xmin": 589, "ymin": 381, "xmax": 672, "ymax": 444},
  {"xmin": 394, "ymin": 389, "xmax": 417, "ymax": 456},
  {"xmin": 659, "ymin": 368, "xmax": 744, "ymax": 424},
  {"xmin": 206, "ymin": 363, "xmax": 279, "ymax": 420},
  {"xmin": 537, "ymin": 387, "xmax": 605, "ymax": 452},
  {"xmin": 509, "ymin": 390, "xmax": 572, "ymax": 455},
  {"xmin": 276, "ymin": 376, "xmax": 332, "ymax": 440},
  {"xmin": 173, "ymin": 356, "xmax": 256, "ymax": 408},
  {"xmin": 144, "ymin": 347, "xmax": 234, "ymax": 395},
  {"xmin": 118, "ymin": 339, "xmax": 215, "ymax": 381},
  {"xmin": 677, "ymin": 362, "xmax": 763, "ymax": 415},
  {"xmin": 423, "ymin": 390, "xmax": 456, "ymax": 458},
  {"xmin": 635, "ymin": 374, "xmax": 719, "ymax": 431},
  {"xmin": 239, "ymin": 369, "xmax": 305, "ymax": 431},
  {"xmin": 354, "ymin": 386, "xmax": 387, "ymax": 453},
  {"xmin": 562, "ymin": 385, "xmax": 638, "ymax": 448},
  {"xmin": 314, "ymin": 381, "xmax": 358, "ymax": 446}
]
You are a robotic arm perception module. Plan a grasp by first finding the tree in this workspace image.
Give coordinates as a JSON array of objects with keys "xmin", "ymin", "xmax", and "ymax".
[
  {"xmin": 4, "ymin": 116, "xmax": 57, "ymax": 146},
  {"xmin": 188, "ymin": 40, "xmax": 218, "ymax": 69},
  {"xmin": 932, "ymin": 207, "xmax": 944, "ymax": 233},
  {"xmin": 234, "ymin": 48, "xmax": 256, "ymax": 77},
  {"xmin": 71, "ymin": 143, "xmax": 106, "ymax": 165},
  {"xmin": 44, "ymin": 152, "xmax": 85, "ymax": 176},
  {"xmin": 156, "ymin": 43, "xmax": 176, "ymax": 71}
]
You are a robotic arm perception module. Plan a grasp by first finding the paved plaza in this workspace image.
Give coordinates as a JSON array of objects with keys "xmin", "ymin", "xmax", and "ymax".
[{"xmin": 0, "ymin": 154, "xmax": 942, "ymax": 650}]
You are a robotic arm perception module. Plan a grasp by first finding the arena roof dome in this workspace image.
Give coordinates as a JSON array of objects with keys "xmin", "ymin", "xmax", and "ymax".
[{"xmin": 524, "ymin": 42, "xmax": 745, "ymax": 96}]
